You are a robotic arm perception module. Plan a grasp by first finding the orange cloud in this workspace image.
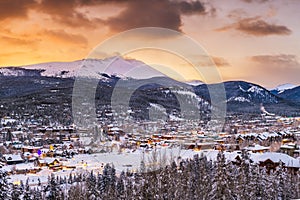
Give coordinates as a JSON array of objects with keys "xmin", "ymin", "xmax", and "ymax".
[
  {"xmin": 216, "ymin": 16, "xmax": 291, "ymax": 36},
  {"xmin": 0, "ymin": 0, "xmax": 36, "ymax": 20},
  {"xmin": 41, "ymin": 29, "xmax": 88, "ymax": 46},
  {"xmin": 250, "ymin": 54, "xmax": 300, "ymax": 67}
]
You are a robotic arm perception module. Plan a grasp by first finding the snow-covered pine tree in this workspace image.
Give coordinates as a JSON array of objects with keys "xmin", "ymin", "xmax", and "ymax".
[
  {"xmin": 0, "ymin": 170, "xmax": 10, "ymax": 199},
  {"xmin": 23, "ymin": 178, "xmax": 33, "ymax": 200},
  {"xmin": 32, "ymin": 188, "xmax": 43, "ymax": 200},
  {"xmin": 260, "ymin": 167, "xmax": 273, "ymax": 199},
  {"xmin": 235, "ymin": 150, "xmax": 252, "ymax": 200},
  {"xmin": 210, "ymin": 151, "xmax": 233, "ymax": 200},
  {"xmin": 11, "ymin": 183, "xmax": 23, "ymax": 200},
  {"xmin": 115, "ymin": 171, "xmax": 125, "ymax": 199},
  {"xmin": 250, "ymin": 164, "xmax": 264, "ymax": 199},
  {"xmin": 45, "ymin": 174, "xmax": 62, "ymax": 200},
  {"xmin": 97, "ymin": 173, "xmax": 105, "ymax": 196},
  {"xmin": 276, "ymin": 160, "xmax": 285, "ymax": 199},
  {"xmin": 67, "ymin": 182, "xmax": 85, "ymax": 200},
  {"xmin": 86, "ymin": 170, "xmax": 98, "ymax": 199},
  {"xmin": 202, "ymin": 158, "xmax": 214, "ymax": 200},
  {"xmin": 125, "ymin": 175, "xmax": 134, "ymax": 199}
]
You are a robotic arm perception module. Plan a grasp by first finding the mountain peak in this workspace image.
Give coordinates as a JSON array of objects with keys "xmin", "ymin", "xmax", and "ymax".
[
  {"xmin": 0, "ymin": 57, "xmax": 164, "ymax": 79},
  {"xmin": 185, "ymin": 80, "xmax": 203, "ymax": 86},
  {"xmin": 271, "ymin": 83, "xmax": 297, "ymax": 94}
]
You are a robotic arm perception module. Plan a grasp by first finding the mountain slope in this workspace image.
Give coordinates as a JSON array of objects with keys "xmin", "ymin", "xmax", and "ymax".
[
  {"xmin": 275, "ymin": 86, "xmax": 300, "ymax": 102},
  {"xmin": 1, "ymin": 59, "xmax": 300, "ymax": 120},
  {"xmin": 194, "ymin": 81, "xmax": 279, "ymax": 104},
  {"xmin": 193, "ymin": 81, "xmax": 300, "ymax": 114},
  {"xmin": 270, "ymin": 83, "xmax": 297, "ymax": 95}
]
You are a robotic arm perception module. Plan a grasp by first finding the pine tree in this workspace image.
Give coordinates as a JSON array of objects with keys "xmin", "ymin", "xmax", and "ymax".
[
  {"xmin": 260, "ymin": 167, "xmax": 273, "ymax": 199},
  {"xmin": 68, "ymin": 173, "xmax": 73, "ymax": 184},
  {"xmin": 32, "ymin": 188, "xmax": 43, "ymax": 200},
  {"xmin": 235, "ymin": 150, "xmax": 252, "ymax": 200},
  {"xmin": 0, "ymin": 170, "xmax": 10, "ymax": 199},
  {"xmin": 116, "ymin": 171, "xmax": 125, "ymax": 199},
  {"xmin": 210, "ymin": 152, "xmax": 232, "ymax": 200},
  {"xmin": 23, "ymin": 178, "xmax": 33, "ymax": 200},
  {"xmin": 86, "ymin": 170, "xmax": 98, "ymax": 199},
  {"xmin": 38, "ymin": 178, "xmax": 41, "ymax": 187},
  {"xmin": 11, "ymin": 184, "xmax": 22, "ymax": 200},
  {"xmin": 102, "ymin": 164, "xmax": 116, "ymax": 196},
  {"xmin": 251, "ymin": 165, "xmax": 264, "ymax": 199},
  {"xmin": 97, "ymin": 173, "xmax": 105, "ymax": 196},
  {"xmin": 45, "ymin": 174, "xmax": 62, "ymax": 200},
  {"xmin": 68, "ymin": 183, "xmax": 85, "ymax": 200},
  {"xmin": 276, "ymin": 161, "xmax": 285, "ymax": 199}
]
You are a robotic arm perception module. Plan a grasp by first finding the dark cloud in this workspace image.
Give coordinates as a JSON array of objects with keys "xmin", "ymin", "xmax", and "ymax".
[
  {"xmin": 250, "ymin": 54, "xmax": 300, "ymax": 67},
  {"xmin": 35, "ymin": 0, "xmax": 105, "ymax": 28},
  {"xmin": 105, "ymin": 0, "xmax": 208, "ymax": 32},
  {"xmin": 0, "ymin": 0, "xmax": 36, "ymax": 20},
  {"xmin": 0, "ymin": 0, "xmax": 209, "ymax": 32},
  {"xmin": 178, "ymin": 1, "xmax": 205, "ymax": 15},
  {"xmin": 216, "ymin": 17, "xmax": 291, "ymax": 36}
]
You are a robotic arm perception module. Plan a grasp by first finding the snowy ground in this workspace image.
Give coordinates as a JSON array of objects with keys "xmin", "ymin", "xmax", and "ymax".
[
  {"xmin": 7, "ymin": 147, "xmax": 203, "ymax": 186},
  {"xmin": 6, "ymin": 147, "xmax": 300, "ymax": 186}
]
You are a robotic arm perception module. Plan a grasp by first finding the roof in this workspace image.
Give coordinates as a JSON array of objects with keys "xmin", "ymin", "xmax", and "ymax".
[
  {"xmin": 3, "ymin": 154, "xmax": 23, "ymax": 162},
  {"xmin": 250, "ymin": 152, "xmax": 300, "ymax": 168},
  {"xmin": 244, "ymin": 144, "xmax": 269, "ymax": 151},
  {"xmin": 39, "ymin": 158, "xmax": 59, "ymax": 164}
]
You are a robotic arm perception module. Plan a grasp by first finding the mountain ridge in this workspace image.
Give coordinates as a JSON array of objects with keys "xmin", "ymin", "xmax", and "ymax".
[{"xmin": 0, "ymin": 58, "xmax": 300, "ymax": 119}]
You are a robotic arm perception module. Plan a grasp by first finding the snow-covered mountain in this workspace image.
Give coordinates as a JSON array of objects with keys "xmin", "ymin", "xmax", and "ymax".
[
  {"xmin": 0, "ymin": 67, "xmax": 43, "ymax": 77},
  {"xmin": 185, "ymin": 80, "xmax": 203, "ymax": 86},
  {"xmin": 194, "ymin": 81, "xmax": 279, "ymax": 105},
  {"xmin": 0, "ymin": 56, "xmax": 164, "ymax": 79},
  {"xmin": 1, "ymin": 57, "xmax": 299, "ymax": 115},
  {"xmin": 274, "ymin": 85, "xmax": 300, "ymax": 102},
  {"xmin": 270, "ymin": 83, "xmax": 297, "ymax": 95}
]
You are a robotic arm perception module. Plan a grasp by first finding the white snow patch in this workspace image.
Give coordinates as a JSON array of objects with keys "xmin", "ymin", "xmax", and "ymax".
[
  {"xmin": 227, "ymin": 96, "xmax": 250, "ymax": 103},
  {"xmin": 271, "ymin": 83, "xmax": 297, "ymax": 94},
  {"xmin": 185, "ymin": 80, "xmax": 203, "ymax": 86},
  {"xmin": 247, "ymin": 85, "xmax": 263, "ymax": 94},
  {"xmin": 238, "ymin": 85, "xmax": 246, "ymax": 92}
]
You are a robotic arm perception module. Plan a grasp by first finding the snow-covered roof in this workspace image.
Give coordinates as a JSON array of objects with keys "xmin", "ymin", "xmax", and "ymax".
[
  {"xmin": 280, "ymin": 145, "xmax": 296, "ymax": 149},
  {"xmin": 15, "ymin": 163, "xmax": 36, "ymax": 170},
  {"xmin": 39, "ymin": 158, "xmax": 59, "ymax": 164},
  {"xmin": 250, "ymin": 152, "xmax": 300, "ymax": 168},
  {"xmin": 3, "ymin": 154, "xmax": 23, "ymax": 162},
  {"xmin": 244, "ymin": 144, "xmax": 269, "ymax": 151},
  {"xmin": 205, "ymin": 150, "xmax": 241, "ymax": 163}
]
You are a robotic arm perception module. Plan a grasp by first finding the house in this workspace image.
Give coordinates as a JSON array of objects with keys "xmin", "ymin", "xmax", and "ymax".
[
  {"xmin": 2, "ymin": 154, "xmax": 24, "ymax": 165},
  {"xmin": 21, "ymin": 146, "xmax": 40, "ymax": 154},
  {"xmin": 244, "ymin": 144, "xmax": 269, "ymax": 153},
  {"xmin": 14, "ymin": 163, "xmax": 41, "ymax": 174},
  {"xmin": 36, "ymin": 158, "xmax": 61, "ymax": 167},
  {"xmin": 250, "ymin": 152, "xmax": 300, "ymax": 172},
  {"xmin": 280, "ymin": 143, "xmax": 297, "ymax": 156}
]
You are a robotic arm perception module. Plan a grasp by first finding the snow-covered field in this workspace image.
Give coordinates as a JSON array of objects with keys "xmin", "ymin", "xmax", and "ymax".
[
  {"xmin": 6, "ymin": 148, "xmax": 202, "ymax": 185},
  {"xmin": 5, "ymin": 147, "xmax": 300, "ymax": 186}
]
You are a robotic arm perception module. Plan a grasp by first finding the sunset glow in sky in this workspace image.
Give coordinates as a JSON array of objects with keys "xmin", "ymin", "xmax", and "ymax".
[{"xmin": 1, "ymin": 0, "xmax": 300, "ymax": 88}]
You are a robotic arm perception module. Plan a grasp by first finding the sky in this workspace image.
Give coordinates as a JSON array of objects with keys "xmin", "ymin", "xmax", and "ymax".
[{"xmin": 0, "ymin": 0, "xmax": 300, "ymax": 88}]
